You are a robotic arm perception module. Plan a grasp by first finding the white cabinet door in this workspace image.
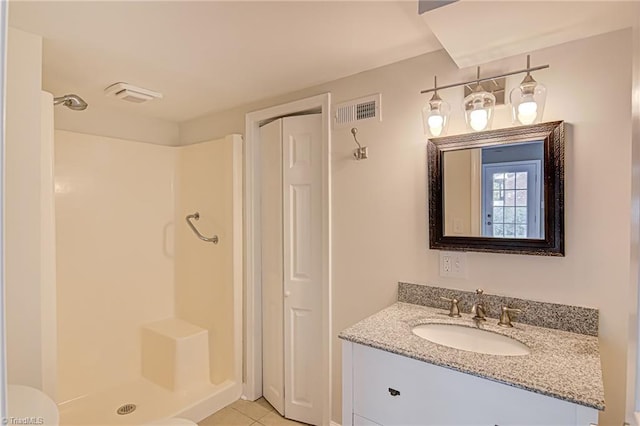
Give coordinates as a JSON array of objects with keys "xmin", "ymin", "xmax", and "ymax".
[{"xmin": 349, "ymin": 342, "xmax": 597, "ymax": 426}]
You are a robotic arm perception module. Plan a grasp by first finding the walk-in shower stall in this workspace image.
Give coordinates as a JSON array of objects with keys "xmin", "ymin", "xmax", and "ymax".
[{"xmin": 40, "ymin": 96, "xmax": 243, "ymax": 424}]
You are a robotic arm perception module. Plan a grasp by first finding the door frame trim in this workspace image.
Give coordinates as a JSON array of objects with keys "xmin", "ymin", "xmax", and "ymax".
[
  {"xmin": 0, "ymin": 1, "xmax": 8, "ymax": 419},
  {"xmin": 244, "ymin": 93, "xmax": 332, "ymax": 425}
]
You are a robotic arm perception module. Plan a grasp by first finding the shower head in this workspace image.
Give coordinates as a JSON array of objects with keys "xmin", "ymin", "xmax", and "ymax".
[{"xmin": 53, "ymin": 94, "xmax": 88, "ymax": 111}]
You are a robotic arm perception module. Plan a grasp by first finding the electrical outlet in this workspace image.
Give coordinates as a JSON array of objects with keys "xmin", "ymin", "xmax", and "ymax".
[
  {"xmin": 443, "ymin": 255, "xmax": 452, "ymax": 273},
  {"xmin": 439, "ymin": 251, "xmax": 467, "ymax": 278}
]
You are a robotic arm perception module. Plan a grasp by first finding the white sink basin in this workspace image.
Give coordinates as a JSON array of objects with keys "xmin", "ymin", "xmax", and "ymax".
[{"xmin": 412, "ymin": 323, "xmax": 530, "ymax": 356}]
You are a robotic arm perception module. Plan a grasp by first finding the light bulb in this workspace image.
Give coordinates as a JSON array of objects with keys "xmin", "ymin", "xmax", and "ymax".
[
  {"xmin": 463, "ymin": 74, "xmax": 495, "ymax": 132},
  {"xmin": 517, "ymin": 101, "xmax": 538, "ymax": 125},
  {"xmin": 422, "ymin": 85, "xmax": 450, "ymax": 137},
  {"xmin": 469, "ymin": 109, "xmax": 488, "ymax": 131},
  {"xmin": 509, "ymin": 57, "xmax": 547, "ymax": 125},
  {"xmin": 427, "ymin": 115, "xmax": 444, "ymax": 136}
]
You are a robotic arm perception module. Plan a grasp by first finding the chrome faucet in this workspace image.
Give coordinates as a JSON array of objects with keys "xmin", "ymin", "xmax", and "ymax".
[
  {"xmin": 471, "ymin": 289, "xmax": 486, "ymax": 321},
  {"xmin": 498, "ymin": 306, "xmax": 522, "ymax": 327},
  {"xmin": 440, "ymin": 296, "xmax": 462, "ymax": 317}
]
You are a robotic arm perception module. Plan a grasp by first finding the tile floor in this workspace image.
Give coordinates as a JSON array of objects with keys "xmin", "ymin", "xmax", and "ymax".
[{"xmin": 198, "ymin": 397, "xmax": 308, "ymax": 426}]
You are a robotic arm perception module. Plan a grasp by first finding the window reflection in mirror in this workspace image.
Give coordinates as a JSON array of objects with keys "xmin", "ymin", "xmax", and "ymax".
[{"xmin": 443, "ymin": 141, "xmax": 544, "ymax": 240}]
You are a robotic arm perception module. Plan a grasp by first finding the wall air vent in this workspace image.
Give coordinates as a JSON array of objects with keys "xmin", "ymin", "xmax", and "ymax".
[{"xmin": 334, "ymin": 94, "xmax": 382, "ymax": 128}]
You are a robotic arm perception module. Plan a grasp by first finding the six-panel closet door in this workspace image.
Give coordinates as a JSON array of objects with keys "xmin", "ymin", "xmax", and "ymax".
[{"xmin": 260, "ymin": 114, "xmax": 323, "ymax": 426}]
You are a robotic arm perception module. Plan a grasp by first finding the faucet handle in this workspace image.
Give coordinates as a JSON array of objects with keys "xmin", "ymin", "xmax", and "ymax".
[
  {"xmin": 471, "ymin": 303, "xmax": 487, "ymax": 321},
  {"xmin": 440, "ymin": 296, "xmax": 462, "ymax": 318},
  {"xmin": 471, "ymin": 289, "xmax": 487, "ymax": 321},
  {"xmin": 498, "ymin": 306, "xmax": 522, "ymax": 327}
]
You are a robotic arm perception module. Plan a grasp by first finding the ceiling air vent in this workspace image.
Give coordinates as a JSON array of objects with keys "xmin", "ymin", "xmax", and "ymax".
[
  {"xmin": 104, "ymin": 82, "xmax": 163, "ymax": 104},
  {"xmin": 334, "ymin": 94, "xmax": 382, "ymax": 128}
]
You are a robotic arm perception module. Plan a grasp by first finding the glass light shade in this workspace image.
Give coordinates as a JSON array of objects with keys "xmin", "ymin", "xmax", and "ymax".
[
  {"xmin": 463, "ymin": 85, "xmax": 495, "ymax": 132},
  {"xmin": 422, "ymin": 93, "xmax": 451, "ymax": 137},
  {"xmin": 510, "ymin": 75, "xmax": 546, "ymax": 125}
]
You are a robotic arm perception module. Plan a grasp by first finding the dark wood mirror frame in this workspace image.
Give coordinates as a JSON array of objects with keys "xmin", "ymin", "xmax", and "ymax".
[{"xmin": 428, "ymin": 121, "xmax": 565, "ymax": 256}]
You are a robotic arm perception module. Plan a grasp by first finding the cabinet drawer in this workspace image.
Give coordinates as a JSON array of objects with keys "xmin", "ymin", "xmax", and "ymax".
[
  {"xmin": 352, "ymin": 343, "xmax": 587, "ymax": 426},
  {"xmin": 353, "ymin": 414, "xmax": 382, "ymax": 426}
]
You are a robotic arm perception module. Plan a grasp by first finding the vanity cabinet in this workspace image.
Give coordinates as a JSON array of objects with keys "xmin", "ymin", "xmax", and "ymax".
[{"xmin": 342, "ymin": 341, "xmax": 598, "ymax": 426}]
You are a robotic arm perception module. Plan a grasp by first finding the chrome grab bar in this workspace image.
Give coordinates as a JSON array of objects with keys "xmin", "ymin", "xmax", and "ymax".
[{"xmin": 185, "ymin": 212, "xmax": 219, "ymax": 244}]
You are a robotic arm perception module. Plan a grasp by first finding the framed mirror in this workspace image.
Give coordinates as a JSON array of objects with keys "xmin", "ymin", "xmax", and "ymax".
[{"xmin": 428, "ymin": 121, "xmax": 564, "ymax": 256}]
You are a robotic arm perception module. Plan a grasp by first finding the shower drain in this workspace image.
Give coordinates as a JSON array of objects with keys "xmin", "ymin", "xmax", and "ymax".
[{"xmin": 116, "ymin": 403, "xmax": 137, "ymax": 415}]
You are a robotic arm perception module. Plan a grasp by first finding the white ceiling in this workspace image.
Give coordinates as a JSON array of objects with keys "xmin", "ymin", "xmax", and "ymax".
[
  {"xmin": 8, "ymin": 1, "xmax": 443, "ymax": 123},
  {"xmin": 421, "ymin": 0, "xmax": 639, "ymax": 69},
  {"xmin": 9, "ymin": 1, "xmax": 638, "ymax": 127}
]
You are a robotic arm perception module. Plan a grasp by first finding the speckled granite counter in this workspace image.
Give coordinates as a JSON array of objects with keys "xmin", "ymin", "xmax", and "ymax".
[{"xmin": 338, "ymin": 302, "xmax": 605, "ymax": 411}]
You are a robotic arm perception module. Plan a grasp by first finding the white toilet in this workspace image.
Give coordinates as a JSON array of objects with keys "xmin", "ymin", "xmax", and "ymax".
[
  {"xmin": 147, "ymin": 417, "xmax": 197, "ymax": 425},
  {"xmin": 7, "ymin": 385, "xmax": 59, "ymax": 426}
]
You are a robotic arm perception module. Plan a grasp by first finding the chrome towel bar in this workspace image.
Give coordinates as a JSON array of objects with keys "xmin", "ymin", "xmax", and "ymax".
[{"xmin": 185, "ymin": 212, "xmax": 219, "ymax": 244}]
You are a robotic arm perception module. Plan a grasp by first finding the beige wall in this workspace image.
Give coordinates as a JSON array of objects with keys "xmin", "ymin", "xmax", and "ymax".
[
  {"xmin": 53, "ymin": 104, "xmax": 180, "ymax": 147},
  {"xmin": 54, "ymin": 130, "xmax": 176, "ymax": 403},
  {"xmin": 626, "ymin": 17, "xmax": 640, "ymax": 420},
  {"xmin": 174, "ymin": 136, "xmax": 238, "ymax": 385},
  {"xmin": 5, "ymin": 27, "xmax": 44, "ymax": 389},
  {"xmin": 181, "ymin": 30, "xmax": 634, "ymax": 424}
]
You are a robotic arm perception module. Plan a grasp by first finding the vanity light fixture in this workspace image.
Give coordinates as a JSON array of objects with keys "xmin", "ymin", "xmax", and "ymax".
[
  {"xmin": 422, "ymin": 76, "xmax": 451, "ymax": 137},
  {"xmin": 463, "ymin": 67, "xmax": 495, "ymax": 132},
  {"xmin": 510, "ymin": 55, "xmax": 547, "ymax": 125},
  {"xmin": 420, "ymin": 55, "xmax": 549, "ymax": 135}
]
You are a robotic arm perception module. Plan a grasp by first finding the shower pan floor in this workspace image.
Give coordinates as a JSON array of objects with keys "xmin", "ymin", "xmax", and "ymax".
[{"xmin": 58, "ymin": 378, "xmax": 238, "ymax": 425}]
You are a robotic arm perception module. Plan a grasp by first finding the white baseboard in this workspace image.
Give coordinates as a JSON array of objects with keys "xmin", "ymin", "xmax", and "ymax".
[{"xmin": 330, "ymin": 422, "xmax": 341, "ymax": 426}]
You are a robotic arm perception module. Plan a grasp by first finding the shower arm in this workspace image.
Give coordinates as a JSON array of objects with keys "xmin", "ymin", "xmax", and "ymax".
[{"xmin": 185, "ymin": 212, "xmax": 219, "ymax": 244}]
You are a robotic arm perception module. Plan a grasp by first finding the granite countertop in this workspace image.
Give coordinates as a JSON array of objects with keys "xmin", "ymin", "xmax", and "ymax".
[{"xmin": 338, "ymin": 302, "xmax": 605, "ymax": 411}]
